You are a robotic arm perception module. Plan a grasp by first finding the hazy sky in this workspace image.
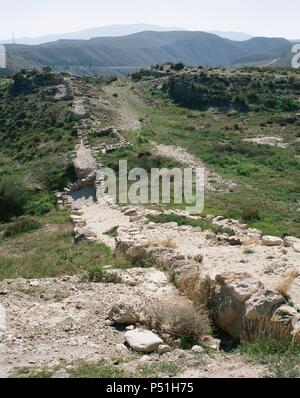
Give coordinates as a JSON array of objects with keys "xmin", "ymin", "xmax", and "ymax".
[{"xmin": 0, "ymin": 0, "xmax": 299, "ymax": 40}]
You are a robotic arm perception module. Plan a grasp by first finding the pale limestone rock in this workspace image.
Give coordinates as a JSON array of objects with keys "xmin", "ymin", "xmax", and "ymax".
[
  {"xmin": 192, "ymin": 345, "xmax": 204, "ymax": 353},
  {"xmin": 262, "ymin": 236, "xmax": 283, "ymax": 247},
  {"xmin": 158, "ymin": 344, "xmax": 172, "ymax": 354},
  {"xmin": 245, "ymin": 291, "xmax": 285, "ymax": 321},
  {"xmin": 125, "ymin": 329, "xmax": 163, "ymax": 353}
]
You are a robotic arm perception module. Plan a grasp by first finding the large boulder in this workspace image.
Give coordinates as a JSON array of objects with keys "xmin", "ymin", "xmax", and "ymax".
[
  {"xmin": 262, "ymin": 236, "xmax": 283, "ymax": 247},
  {"xmin": 211, "ymin": 272, "xmax": 264, "ymax": 338},
  {"xmin": 108, "ymin": 303, "xmax": 137, "ymax": 325},
  {"xmin": 245, "ymin": 290, "xmax": 285, "ymax": 321},
  {"xmin": 125, "ymin": 329, "xmax": 163, "ymax": 353}
]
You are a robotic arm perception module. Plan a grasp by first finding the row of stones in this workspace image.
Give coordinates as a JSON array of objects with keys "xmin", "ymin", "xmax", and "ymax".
[{"xmin": 112, "ymin": 206, "xmax": 300, "ymax": 342}]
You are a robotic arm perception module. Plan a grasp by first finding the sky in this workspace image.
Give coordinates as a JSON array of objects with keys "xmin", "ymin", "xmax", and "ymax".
[{"xmin": 0, "ymin": 0, "xmax": 299, "ymax": 40}]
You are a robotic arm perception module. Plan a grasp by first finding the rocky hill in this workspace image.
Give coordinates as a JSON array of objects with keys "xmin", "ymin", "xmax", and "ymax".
[{"xmin": 3, "ymin": 31, "xmax": 293, "ymax": 76}]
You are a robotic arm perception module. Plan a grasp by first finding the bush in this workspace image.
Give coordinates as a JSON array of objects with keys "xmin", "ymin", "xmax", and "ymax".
[
  {"xmin": 143, "ymin": 298, "xmax": 212, "ymax": 346},
  {"xmin": 24, "ymin": 192, "xmax": 55, "ymax": 216},
  {"xmin": 0, "ymin": 176, "xmax": 30, "ymax": 221},
  {"xmin": 34, "ymin": 161, "xmax": 77, "ymax": 191},
  {"xmin": 3, "ymin": 217, "xmax": 41, "ymax": 238},
  {"xmin": 241, "ymin": 206, "xmax": 261, "ymax": 222}
]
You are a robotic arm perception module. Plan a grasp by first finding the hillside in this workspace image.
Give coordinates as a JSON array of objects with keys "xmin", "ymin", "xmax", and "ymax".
[
  {"xmin": 1, "ymin": 67, "xmax": 300, "ymax": 378},
  {"xmin": 3, "ymin": 31, "xmax": 293, "ymax": 76}
]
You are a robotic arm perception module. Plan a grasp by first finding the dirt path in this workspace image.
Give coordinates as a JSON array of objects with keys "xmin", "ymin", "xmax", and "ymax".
[
  {"xmin": 152, "ymin": 144, "xmax": 236, "ymax": 192},
  {"xmin": 102, "ymin": 81, "xmax": 142, "ymax": 131}
]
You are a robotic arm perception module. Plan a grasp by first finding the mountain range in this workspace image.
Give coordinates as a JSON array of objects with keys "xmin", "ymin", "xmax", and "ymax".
[
  {"xmin": 3, "ymin": 30, "xmax": 294, "ymax": 76},
  {"xmin": 0, "ymin": 24, "xmax": 186, "ymax": 45}
]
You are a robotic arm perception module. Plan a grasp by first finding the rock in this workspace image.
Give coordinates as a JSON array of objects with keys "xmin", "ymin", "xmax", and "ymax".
[
  {"xmin": 215, "ymin": 273, "xmax": 263, "ymax": 303},
  {"xmin": 125, "ymin": 325, "xmax": 135, "ymax": 331},
  {"xmin": 293, "ymin": 242, "xmax": 300, "ymax": 253},
  {"xmin": 245, "ymin": 290, "xmax": 285, "ymax": 322},
  {"xmin": 0, "ymin": 304, "xmax": 6, "ymax": 333},
  {"xmin": 158, "ymin": 344, "xmax": 172, "ymax": 354},
  {"xmin": 211, "ymin": 273, "xmax": 265, "ymax": 338},
  {"xmin": 189, "ymin": 211, "xmax": 200, "ymax": 216},
  {"xmin": 109, "ymin": 303, "xmax": 137, "ymax": 325},
  {"xmin": 192, "ymin": 345, "xmax": 204, "ymax": 353},
  {"xmin": 125, "ymin": 329, "xmax": 163, "ymax": 353},
  {"xmin": 262, "ymin": 236, "xmax": 283, "ymax": 247},
  {"xmin": 271, "ymin": 305, "xmax": 300, "ymax": 331},
  {"xmin": 124, "ymin": 208, "xmax": 138, "ymax": 216},
  {"xmin": 126, "ymin": 246, "xmax": 148, "ymax": 265},
  {"xmin": 284, "ymin": 236, "xmax": 299, "ymax": 248},
  {"xmin": 104, "ymin": 319, "xmax": 115, "ymax": 327},
  {"xmin": 200, "ymin": 336, "xmax": 221, "ymax": 351}
]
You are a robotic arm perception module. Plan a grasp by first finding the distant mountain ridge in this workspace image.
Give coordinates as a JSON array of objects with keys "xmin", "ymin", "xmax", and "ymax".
[
  {"xmin": 0, "ymin": 24, "xmax": 186, "ymax": 45},
  {"xmin": 4, "ymin": 31, "xmax": 293, "ymax": 76},
  {"xmin": 206, "ymin": 31, "xmax": 254, "ymax": 41}
]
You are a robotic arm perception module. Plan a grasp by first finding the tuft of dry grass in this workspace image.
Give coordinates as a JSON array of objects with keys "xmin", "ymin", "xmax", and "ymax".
[
  {"xmin": 146, "ymin": 238, "xmax": 177, "ymax": 249},
  {"xmin": 275, "ymin": 270, "xmax": 300, "ymax": 297},
  {"xmin": 242, "ymin": 316, "xmax": 293, "ymax": 343},
  {"xmin": 176, "ymin": 273, "xmax": 212, "ymax": 307},
  {"xmin": 142, "ymin": 297, "xmax": 212, "ymax": 344}
]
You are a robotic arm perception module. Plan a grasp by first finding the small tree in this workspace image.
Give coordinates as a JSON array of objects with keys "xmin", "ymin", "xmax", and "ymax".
[{"xmin": 0, "ymin": 176, "xmax": 29, "ymax": 222}]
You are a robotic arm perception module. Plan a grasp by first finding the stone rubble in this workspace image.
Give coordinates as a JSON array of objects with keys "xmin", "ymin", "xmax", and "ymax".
[{"xmin": 55, "ymin": 77, "xmax": 300, "ymax": 343}]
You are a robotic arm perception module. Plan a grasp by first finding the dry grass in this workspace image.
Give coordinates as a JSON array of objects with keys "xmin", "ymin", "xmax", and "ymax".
[
  {"xmin": 142, "ymin": 297, "xmax": 212, "ymax": 344},
  {"xmin": 176, "ymin": 273, "xmax": 212, "ymax": 307},
  {"xmin": 275, "ymin": 270, "xmax": 300, "ymax": 297},
  {"xmin": 146, "ymin": 238, "xmax": 177, "ymax": 249},
  {"xmin": 161, "ymin": 238, "xmax": 177, "ymax": 249},
  {"xmin": 242, "ymin": 316, "xmax": 293, "ymax": 342}
]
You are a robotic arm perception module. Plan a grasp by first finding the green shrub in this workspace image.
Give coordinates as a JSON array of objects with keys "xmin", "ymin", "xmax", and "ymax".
[
  {"xmin": 35, "ymin": 159, "xmax": 76, "ymax": 191},
  {"xmin": 241, "ymin": 206, "xmax": 261, "ymax": 222},
  {"xmin": 0, "ymin": 176, "xmax": 30, "ymax": 221},
  {"xmin": 3, "ymin": 217, "xmax": 41, "ymax": 238},
  {"xmin": 24, "ymin": 192, "xmax": 55, "ymax": 216}
]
